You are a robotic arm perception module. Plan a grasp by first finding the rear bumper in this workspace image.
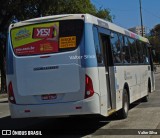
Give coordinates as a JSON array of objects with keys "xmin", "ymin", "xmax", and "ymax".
[{"xmin": 9, "ymin": 94, "xmax": 100, "ymax": 118}]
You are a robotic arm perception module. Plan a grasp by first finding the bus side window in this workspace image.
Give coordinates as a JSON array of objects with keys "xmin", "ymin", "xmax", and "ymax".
[
  {"xmin": 118, "ymin": 34, "xmax": 125, "ymax": 64},
  {"xmin": 110, "ymin": 32, "xmax": 122, "ymax": 64},
  {"xmin": 137, "ymin": 41, "xmax": 148, "ymax": 64},
  {"xmin": 122, "ymin": 36, "xmax": 131, "ymax": 64},
  {"xmin": 136, "ymin": 40, "xmax": 143, "ymax": 63},
  {"xmin": 93, "ymin": 26, "xmax": 104, "ymax": 65},
  {"xmin": 142, "ymin": 43, "xmax": 149, "ymax": 64},
  {"xmin": 129, "ymin": 38, "xmax": 138, "ymax": 63},
  {"xmin": 147, "ymin": 44, "xmax": 151, "ymax": 64}
]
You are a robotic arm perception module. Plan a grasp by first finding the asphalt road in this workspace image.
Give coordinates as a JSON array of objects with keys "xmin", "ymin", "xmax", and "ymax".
[{"xmin": 0, "ymin": 73, "xmax": 160, "ymax": 138}]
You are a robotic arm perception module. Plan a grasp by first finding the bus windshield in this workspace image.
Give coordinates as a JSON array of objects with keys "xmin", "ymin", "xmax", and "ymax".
[{"xmin": 11, "ymin": 20, "xmax": 84, "ymax": 56}]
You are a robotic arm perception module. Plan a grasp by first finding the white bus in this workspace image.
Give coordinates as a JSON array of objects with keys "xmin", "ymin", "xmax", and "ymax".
[{"xmin": 6, "ymin": 14, "xmax": 155, "ymax": 119}]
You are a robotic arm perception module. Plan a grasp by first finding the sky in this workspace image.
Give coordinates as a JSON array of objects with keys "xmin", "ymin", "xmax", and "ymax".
[{"xmin": 91, "ymin": 0, "xmax": 160, "ymax": 33}]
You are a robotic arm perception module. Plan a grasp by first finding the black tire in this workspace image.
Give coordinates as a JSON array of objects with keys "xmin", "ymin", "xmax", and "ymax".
[
  {"xmin": 118, "ymin": 89, "xmax": 129, "ymax": 119},
  {"xmin": 142, "ymin": 86, "xmax": 150, "ymax": 102}
]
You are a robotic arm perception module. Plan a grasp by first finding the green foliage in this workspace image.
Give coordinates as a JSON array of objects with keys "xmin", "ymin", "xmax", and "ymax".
[
  {"xmin": 148, "ymin": 24, "xmax": 160, "ymax": 63},
  {"xmin": 96, "ymin": 7, "xmax": 114, "ymax": 22}
]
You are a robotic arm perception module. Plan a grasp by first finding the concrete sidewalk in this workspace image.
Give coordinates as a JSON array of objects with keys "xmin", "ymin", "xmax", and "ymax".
[
  {"xmin": 0, "ymin": 93, "xmax": 8, "ymax": 102},
  {"xmin": 155, "ymin": 65, "xmax": 160, "ymax": 74},
  {"xmin": 0, "ymin": 97, "xmax": 8, "ymax": 102}
]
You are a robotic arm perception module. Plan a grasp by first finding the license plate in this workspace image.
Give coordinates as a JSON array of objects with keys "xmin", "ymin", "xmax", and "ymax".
[{"xmin": 41, "ymin": 94, "xmax": 57, "ymax": 100}]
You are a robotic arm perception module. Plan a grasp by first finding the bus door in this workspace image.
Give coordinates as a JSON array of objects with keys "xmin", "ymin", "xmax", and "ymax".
[{"xmin": 97, "ymin": 27, "xmax": 115, "ymax": 110}]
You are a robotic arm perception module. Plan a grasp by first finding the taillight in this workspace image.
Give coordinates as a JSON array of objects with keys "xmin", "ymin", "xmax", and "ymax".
[
  {"xmin": 8, "ymin": 82, "xmax": 16, "ymax": 104},
  {"xmin": 85, "ymin": 75, "xmax": 94, "ymax": 99}
]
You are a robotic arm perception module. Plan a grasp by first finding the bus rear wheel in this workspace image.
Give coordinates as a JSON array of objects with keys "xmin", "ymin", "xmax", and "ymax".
[
  {"xmin": 118, "ymin": 89, "xmax": 129, "ymax": 119},
  {"xmin": 142, "ymin": 85, "xmax": 150, "ymax": 102}
]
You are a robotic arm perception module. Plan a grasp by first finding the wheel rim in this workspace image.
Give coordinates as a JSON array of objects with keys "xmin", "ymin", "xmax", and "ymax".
[{"xmin": 124, "ymin": 93, "xmax": 128, "ymax": 114}]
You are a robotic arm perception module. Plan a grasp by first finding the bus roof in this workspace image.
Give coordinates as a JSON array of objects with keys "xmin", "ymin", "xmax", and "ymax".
[
  {"xmin": 10, "ymin": 14, "xmax": 149, "ymax": 43},
  {"xmin": 85, "ymin": 14, "xmax": 149, "ymax": 43}
]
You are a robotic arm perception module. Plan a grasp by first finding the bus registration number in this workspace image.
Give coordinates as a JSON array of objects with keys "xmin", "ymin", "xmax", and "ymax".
[{"xmin": 41, "ymin": 94, "xmax": 57, "ymax": 100}]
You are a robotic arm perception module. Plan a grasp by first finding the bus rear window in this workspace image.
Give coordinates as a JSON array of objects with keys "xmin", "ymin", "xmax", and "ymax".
[{"xmin": 11, "ymin": 20, "xmax": 84, "ymax": 56}]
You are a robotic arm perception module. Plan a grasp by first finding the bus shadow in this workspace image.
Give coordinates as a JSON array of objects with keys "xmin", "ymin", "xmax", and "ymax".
[
  {"xmin": 0, "ymin": 116, "xmax": 11, "ymax": 129},
  {"xmin": 25, "ymin": 115, "xmax": 114, "ymax": 137},
  {"xmin": 0, "ymin": 101, "xmax": 8, "ymax": 104},
  {"xmin": 0, "ymin": 115, "xmax": 110, "ymax": 137},
  {"xmin": 129, "ymin": 99, "xmax": 141, "ymax": 110},
  {"xmin": 0, "ymin": 116, "xmax": 46, "ymax": 129}
]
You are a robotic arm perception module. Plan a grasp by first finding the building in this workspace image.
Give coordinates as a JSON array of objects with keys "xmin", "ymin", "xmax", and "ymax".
[{"xmin": 129, "ymin": 26, "xmax": 146, "ymax": 36}]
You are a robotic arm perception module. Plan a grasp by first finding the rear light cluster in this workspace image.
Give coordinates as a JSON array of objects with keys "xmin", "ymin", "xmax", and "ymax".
[
  {"xmin": 8, "ymin": 82, "xmax": 16, "ymax": 104},
  {"xmin": 85, "ymin": 75, "xmax": 94, "ymax": 99}
]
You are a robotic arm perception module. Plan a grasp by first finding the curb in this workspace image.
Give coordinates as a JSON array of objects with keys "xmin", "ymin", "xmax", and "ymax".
[{"xmin": 0, "ymin": 98, "xmax": 8, "ymax": 103}]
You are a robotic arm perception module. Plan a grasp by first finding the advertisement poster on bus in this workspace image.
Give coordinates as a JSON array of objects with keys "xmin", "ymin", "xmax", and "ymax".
[{"xmin": 11, "ymin": 22, "xmax": 59, "ymax": 56}]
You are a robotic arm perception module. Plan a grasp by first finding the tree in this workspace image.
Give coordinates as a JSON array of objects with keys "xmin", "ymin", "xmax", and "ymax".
[
  {"xmin": 148, "ymin": 24, "xmax": 160, "ymax": 63},
  {"xmin": 96, "ymin": 7, "xmax": 114, "ymax": 21},
  {"xmin": 0, "ymin": 0, "xmax": 113, "ymax": 92}
]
